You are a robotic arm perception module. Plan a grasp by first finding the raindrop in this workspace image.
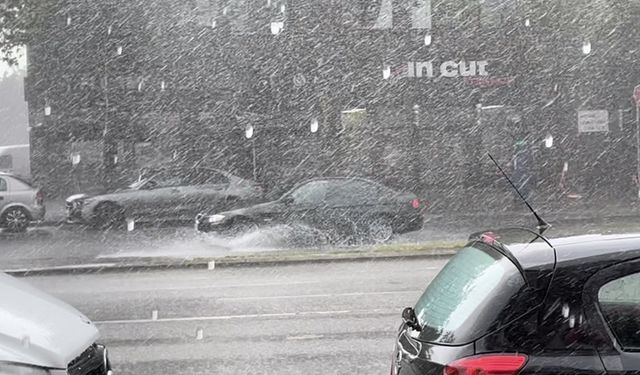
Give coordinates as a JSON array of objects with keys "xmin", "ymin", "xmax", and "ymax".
[
  {"xmin": 382, "ymin": 65, "xmax": 391, "ymax": 80},
  {"xmin": 211, "ymin": 19, "xmax": 217, "ymax": 28},
  {"xmin": 137, "ymin": 80, "xmax": 144, "ymax": 92},
  {"xmin": 66, "ymin": 16, "xmax": 72, "ymax": 26},
  {"xmin": 196, "ymin": 328, "xmax": 204, "ymax": 340},
  {"xmin": 280, "ymin": 4, "xmax": 286, "ymax": 13},
  {"xmin": 424, "ymin": 34, "xmax": 432, "ymax": 46},
  {"xmin": 151, "ymin": 310, "xmax": 159, "ymax": 320},
  {"xmin": 245, "ymin": 124, "xmax": 254, "ymax": 139},
  {"xmin": 544, "ymin": 134, "xmax": 553, "ymax": 148},
  {"xmin": 310, "ymin": 118, "xmax": 319, "ymax": 133},
  {"xmin": 160, "ymin": 80, "xmax": 166, "ymax": 91},
  {"xmin": 270, "ymin": 21, "xmax": 284, "ymax": 35},
  {"xmin": 117, "ymin": 45, "xmax": 123, "ymax": 55},
  {"xmin": 561, "ymin": 303, "xmax": 570, "ymax": 318},
  {"xmin": 266, "ymin": 0, "xmax": 271, "ymax": 6},
  {"xmin": 107, "ymin": 25, "xmax": 112, "ymax": 35},
  {"xmin": 112, "ymin": 155, "xmax": 118, "ymax": 165},
  {"xmin": 524, "ymin": 18, "xmax": 530, "ymax": 27},
  {"xmin": 222, "ymin": 6, "xmax": 229, "ymax": 16},
  {"xmin": 208, "ymin": 260, "xmax": 216, "ymax": 270},
  {"xmin": 582, "ymin": 40, "xmax": 591, "ymax": 55},
  {"xmin": 569, "ymin": 315, "xmax": 576, "ymax": 328},
  {"xmin": 44, "ymin": 105, "xmax": 52, "ymax": 116}
]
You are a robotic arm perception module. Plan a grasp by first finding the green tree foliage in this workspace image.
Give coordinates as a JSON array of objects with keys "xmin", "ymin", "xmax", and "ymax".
[{"xmin": 0, "ymin": 0, "xmax": 48, "ymax": 65}]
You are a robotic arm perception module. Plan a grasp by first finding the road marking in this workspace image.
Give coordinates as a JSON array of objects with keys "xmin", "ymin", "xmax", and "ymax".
[
  {"xmin": 95, "ymin": 308, "xmax": 398, "ymax": 325},
  {"xmin": 218, "ymin": 290, "xmax": 421, "ymax": 302},
  {"xmin": 286, "ymin": 334, "xmax": 325, "ymax": 341}
]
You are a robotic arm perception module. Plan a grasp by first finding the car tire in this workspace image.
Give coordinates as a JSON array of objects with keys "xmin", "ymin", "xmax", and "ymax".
[
  {"xmin": 365, "ymin": 216, "xmax": 394, "ymax": 244},
  {"xmin": 1, "ymin": 207, "xmax": 30, "ymax": 233},
  {"xmin": 92, "ymin": 202, "xmax": 124, "ymax": 230}
]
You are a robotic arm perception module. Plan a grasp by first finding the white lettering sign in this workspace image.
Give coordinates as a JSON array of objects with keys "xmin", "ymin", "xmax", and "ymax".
[
  {"xmin": 406, "ymin": 60, "xmax": 490, "ymax": 79},
  {"xmin": 578, "ymin": 110, "xmax": 609, "ymax": 133}
]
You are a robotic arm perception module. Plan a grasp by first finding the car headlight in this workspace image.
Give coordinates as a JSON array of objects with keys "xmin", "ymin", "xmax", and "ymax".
[
  {"xmin": 208, "ymin": 214, "xmax": 226, "ymax": 224},
  {"xmin": 0, "ymin": 363, "xmax": 51, "ymax": 375}
]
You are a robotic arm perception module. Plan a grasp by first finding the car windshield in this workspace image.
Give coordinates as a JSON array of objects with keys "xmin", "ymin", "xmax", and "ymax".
[{"xmin": 2, "ymin": 0, "xmax": 640, "ymax": 373}]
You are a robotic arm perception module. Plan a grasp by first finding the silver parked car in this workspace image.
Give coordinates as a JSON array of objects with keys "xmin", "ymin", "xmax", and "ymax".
[
  {"xmin": 66, "ymin": 167, "xmax": 263, "ymax": 227},
  {"xmin": 0, "ymin": 272, "xmax": 111, "ymax": 374},
  {"xmin": 0, "ymin": 172, "xmax": 45, "ymax": 232}
]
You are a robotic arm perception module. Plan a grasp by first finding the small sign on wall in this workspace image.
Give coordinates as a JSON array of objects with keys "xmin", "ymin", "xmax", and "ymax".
[{"xmin": 578, "ymin": 110, "xmax": 609, "ymax": 133}]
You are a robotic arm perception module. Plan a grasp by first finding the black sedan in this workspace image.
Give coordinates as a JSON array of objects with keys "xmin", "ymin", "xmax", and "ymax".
[
  {"xmin": 196, "ymin": 177, "xmax": 425, "ymax": 243},
  {"xmin": 393, "ymin": 228, "xmax": 640, "ymax": 375},
  {"xmin": 66, "ymin": 167, "xmax": 263, "ymax": 228}
]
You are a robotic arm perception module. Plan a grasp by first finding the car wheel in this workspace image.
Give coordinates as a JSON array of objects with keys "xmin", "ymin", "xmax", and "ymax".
[
  {"xmin": 1, "ymin": 207, "xmax": 30, "ymax": 233},
  {"xmin": 366, "ymin": 217, "xmax": 394, "ymax": 243},
  {"xmin": 92, "ymin": 202, "xmax": 124, "ymax": 230}
]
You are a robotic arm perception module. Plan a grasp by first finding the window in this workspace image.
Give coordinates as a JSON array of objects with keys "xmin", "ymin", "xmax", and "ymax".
[
  {"xmin": 598, "ymin": 272, "xmax": 640, "ymax": 349},
  {"xmin": 193, "ymin": 169, "xmax": 230, "ymax": 185},
  {"xmin": 414, "ymin": 243, "xmax": 525, "ymax": 344},
  {"xmin": 0, "ymin": 155, "xmax": 12, "ymax": 171},
  {"xmin": 148, "ymin": 169, "xmax": 188, "ymax": 188},
  {"xmin": 0, "ymin": 177, "xmax": 6, "ymax": 192},
  {"xmin": 290, "ymin": 181, "xmax": 329, "ymax": 204},
  {"xmin": 327, "ymin": 179, "xmax": 390, "ymax": 205}
]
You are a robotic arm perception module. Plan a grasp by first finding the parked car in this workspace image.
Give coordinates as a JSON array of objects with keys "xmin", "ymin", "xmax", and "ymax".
[
  {"xmin": 0, "ymin": 271, "xmax": 111, "ymax": 374},
  {"xmin": 66, "ymin": 167, "xmax": 263, "ymax": 227},
  {"xmin": 196, "ymin": 177, "xmax": 425, "ymax": 242},
  {"xmin": 392, "ymin": 228, "xmax": 640, "ymax": 375},
  {"xmin": 0, "ymin": 172, "xmax": 45, "ymax": 232}
]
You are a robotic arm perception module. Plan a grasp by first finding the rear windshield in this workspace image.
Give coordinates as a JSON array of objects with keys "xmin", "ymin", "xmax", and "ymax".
[{"xmin": 414, "ymin": 243, "xmax": 525, "ymax": 344}]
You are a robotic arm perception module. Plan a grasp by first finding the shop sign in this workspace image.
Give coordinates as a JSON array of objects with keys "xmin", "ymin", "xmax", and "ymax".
[
  {"xmin": 407, "ymin": 60, "xmax": 490, "ymax": 79},
  {"xmin": 578, "ymin": 110, "xmax": 609, "ymax": 133}
]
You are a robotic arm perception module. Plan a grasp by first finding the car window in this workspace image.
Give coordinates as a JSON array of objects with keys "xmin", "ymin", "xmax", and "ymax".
[
  {"xmin": 150, "ymin": 170, "xmax": 188, "ymax": 188},
  {"xmin": 598, "ymin": 272, "xmax": 640, "ymax": 350},
  {"xmin": 192, "ymin": 169, "xmax": 230, "ymax": 185},
  {"xmin": 290, "ymin": 181, "xmax": 329, "ymax": 204},
  {"xmin": 414, "ymin": 243, "xmax": 526, "ymax": 344},
  {"xmin": 0, "ymin": 177, "xmax": 6, "ymax": 192},
  {"xmin": 327, "ymin": 180, "xmax": 385, "ymax": 205}
]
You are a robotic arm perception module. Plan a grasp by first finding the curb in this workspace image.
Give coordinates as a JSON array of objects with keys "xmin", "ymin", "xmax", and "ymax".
[{"xmin": 5, "ymin": 248, "xmax": 457, "ymax": 277}]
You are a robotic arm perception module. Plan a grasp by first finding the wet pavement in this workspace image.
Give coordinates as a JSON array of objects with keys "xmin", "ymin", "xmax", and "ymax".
[
  {"xmin": 20, "ymin": 258, "xmax": 448, "ymax": 375},
  {"xmin": 2, "ymin": 213, "xmax": 640, "ymax": 271}
]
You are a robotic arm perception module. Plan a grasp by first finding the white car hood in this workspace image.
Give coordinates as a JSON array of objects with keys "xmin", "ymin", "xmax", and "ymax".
[{"xmin": 0, "ymin": 273, "xmax": 99, "ymax": 369}]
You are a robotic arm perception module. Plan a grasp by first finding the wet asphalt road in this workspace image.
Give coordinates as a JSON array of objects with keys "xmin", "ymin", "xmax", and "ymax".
[
  {"xmin": 3, "ymin": 213, "xmax": 640, "ymax": 270},
  {"xmin": 21, "ymin": 258, "xmax": 448, "ymax": 375}
]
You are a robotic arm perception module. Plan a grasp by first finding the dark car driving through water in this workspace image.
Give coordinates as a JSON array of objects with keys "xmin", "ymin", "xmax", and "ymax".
[
  {"xmin": 195, "ymin": 177, "xmax": 425, "ymax": 243},
  {"xmin": 66, "ymin": 167, "xmax": 263, "ymax": 228},
  {"xmin": 393, "ymin": 228, "xmax": 640, "ymax": 375}
]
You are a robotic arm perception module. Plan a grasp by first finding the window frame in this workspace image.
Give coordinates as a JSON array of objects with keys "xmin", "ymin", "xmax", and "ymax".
[{"xmin": 583, "ymin": 257, "xmax": 640, "ymax": 353}]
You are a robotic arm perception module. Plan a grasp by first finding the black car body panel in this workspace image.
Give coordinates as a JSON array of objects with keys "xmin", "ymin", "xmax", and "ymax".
[
  {"xmin": 197, "ymin": 177, "xmax": 424, "ymax": 236},
  {"xmin": 393, "ymin": 230, "xmax": 640, "ymax": 375}
]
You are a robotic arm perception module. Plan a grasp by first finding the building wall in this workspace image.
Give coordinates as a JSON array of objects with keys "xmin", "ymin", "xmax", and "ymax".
[{"xmin": 24, "ymin": 0, "xmax": 640, "ymax": 211}]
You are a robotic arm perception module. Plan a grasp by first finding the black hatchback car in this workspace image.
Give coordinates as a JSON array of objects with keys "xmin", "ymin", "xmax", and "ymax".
[
  {"xmin": 393, "ymin": 228, "xmax": 640, "ymax": 375},
  {"xmin": 196, "ymin": 177, "xmax": 425, "ymax": 242}
]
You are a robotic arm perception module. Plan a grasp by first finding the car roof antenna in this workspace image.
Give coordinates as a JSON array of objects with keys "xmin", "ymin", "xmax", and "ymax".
[{"xmin": 487, "ymin": 153, "xmax": 551, "ymax": 235}]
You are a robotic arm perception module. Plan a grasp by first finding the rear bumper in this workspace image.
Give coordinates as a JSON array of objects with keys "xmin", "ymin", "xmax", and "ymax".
[
  {"xmin": 30, "ymin": 205, "xmax": 46, "ymax": 222},
  {"xmin": 394, "ymin": 214, "xmax": 424, "ymax": 234}
]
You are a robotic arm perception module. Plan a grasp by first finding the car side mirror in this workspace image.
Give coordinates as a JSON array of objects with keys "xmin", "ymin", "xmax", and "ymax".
[{"xmin": 402, "ymin": 307, "xmax": 421, "ymax": 331}]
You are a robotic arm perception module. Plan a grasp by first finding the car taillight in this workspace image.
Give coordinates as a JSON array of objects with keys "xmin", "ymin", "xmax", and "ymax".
[
  {"xmin": 411, "ymin": 198, "xmax": 421, "ymax": 209},
  {"xmin": 443, "ymin": 354, "xmax": 527, "ymax": 375},
  {"xmin": 36, "ymin": 190, "xmax": 45, "ymax": 205}
]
